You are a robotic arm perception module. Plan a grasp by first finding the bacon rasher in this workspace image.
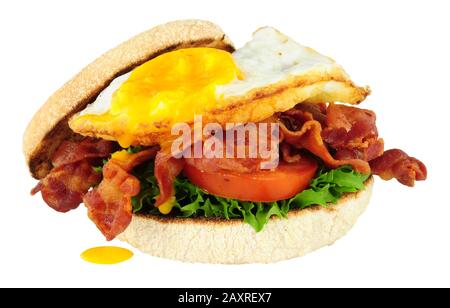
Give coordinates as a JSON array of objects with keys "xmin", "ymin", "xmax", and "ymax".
[
  {"xmin": 83, "ymin": 148, "xmax": 157, "ymax": 240},
  {"xmin": 322, "ymin": 103, "xmax": 384, "ymax": 161},
  {"xmin": 370, "ymin": 149, "xmax": 427, "ymax": 187},
  {"xmin": 31, "ymin": 138, "xmax": 115, "ymax": 212},
  {"xmin": 154, "ymin": 152, "xmax": 185, "ymax": 208},
  {"xmin": 279, "ymin": 110, "xmax": 370, "ymax": 174}
]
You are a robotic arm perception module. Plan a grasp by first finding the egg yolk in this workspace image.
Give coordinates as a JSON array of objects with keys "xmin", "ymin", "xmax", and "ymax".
[
  {"xmin": 81, "ymin": 246, "xmax": 133, "ymax": 265},
  {"xmin": 74, "ymin": 48, "xmax": 241, "ymax": 147}
]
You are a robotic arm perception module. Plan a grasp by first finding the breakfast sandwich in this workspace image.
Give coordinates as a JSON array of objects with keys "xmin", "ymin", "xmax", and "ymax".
[{"xmin": 24, "ymin": 20, "xmax": 426, "ymax": 263}]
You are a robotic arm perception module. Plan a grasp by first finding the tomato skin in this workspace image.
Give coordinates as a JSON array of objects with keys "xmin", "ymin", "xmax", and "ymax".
[{"xmin": 183, "ymin": 157, "xmax": 318, "ymax": 202}]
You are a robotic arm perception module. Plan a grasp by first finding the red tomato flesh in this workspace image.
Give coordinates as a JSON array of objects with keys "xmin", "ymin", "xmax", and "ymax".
[{"xmin": 183, "ymin": 157, "xmax": 318, "ymax": 202}]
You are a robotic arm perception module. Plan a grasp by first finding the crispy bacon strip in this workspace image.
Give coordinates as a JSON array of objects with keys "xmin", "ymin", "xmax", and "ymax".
[
  {"xmin": 285, "ymin": 102, "xmax": 327, "ymax": 125},
  {"xmin": 84, "ymin": 162, "xmax": 139, "ymax": 241},
  {"xmin": 154, "ymin": 152, "xmax": 185, "ymax": 207},
  {"xmin": 279, "ymin": 119, "xmax": 370, "ymax": 174},
  {"xmin": 280, "ymin": 143, "xmax": 302, "ymax": 163},
  {"xmin": 333, "ymin": 141, "xmax": 384, "ymax": 161},
  {"xmin": 83, "ymin": 149, "xmax": 157, "ymax": 240},
  {"xmin": 184, "ymin": 156, "xmax": 264, "ymax": 173},
  {"xmin": 184, "ymin": 119, "xmax": 279, "ymax": 173},
  {"xmin": 31, "ymin": 160, "xmax": 101, "ymax": 212},
  {"xmin": 281, "ymin": 103, "xmax": 428, "ymax": 186},
  {"xmin": 31, "ymin": 138, "xmax": 115, "ymax": 212},
  {"xmin": 322, "ymin": 103, "xmax": 384, "ymax": 161},
  {"xmin": 370, "ymin": 149, "xmax": 427, "ymax": 186},
  {"xmin": 52, "ymin": 138, "xmax": 115, "ymax": 167}
]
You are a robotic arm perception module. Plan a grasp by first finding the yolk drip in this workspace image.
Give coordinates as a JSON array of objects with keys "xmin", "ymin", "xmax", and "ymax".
[
  {"xmin": 80, "ymin": 246, "xmax": 133, "ymax": 265},
  {"xmin": 74, "ymin": 48, "xmax": 241, "ymax": 147}
]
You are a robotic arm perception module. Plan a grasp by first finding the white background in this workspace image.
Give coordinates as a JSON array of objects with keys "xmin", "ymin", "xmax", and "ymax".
[{"xmin": 1, "ymin": 0, "xmax": 449, "ymax": 288}]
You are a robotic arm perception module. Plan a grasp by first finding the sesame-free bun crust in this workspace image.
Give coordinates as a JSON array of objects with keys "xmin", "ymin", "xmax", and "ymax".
[
  {"xmin": 23, "ymin": 20, "xmax": 234, "ymax": 179},
  {"xmin": 118, "ymin": 177, "xmax": 373, "ymax": 264}
]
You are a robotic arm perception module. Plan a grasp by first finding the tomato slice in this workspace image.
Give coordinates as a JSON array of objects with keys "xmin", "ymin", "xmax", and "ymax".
[{"xmin": 183, "ymin": 157, "xmax": 318, "ymax": 202}]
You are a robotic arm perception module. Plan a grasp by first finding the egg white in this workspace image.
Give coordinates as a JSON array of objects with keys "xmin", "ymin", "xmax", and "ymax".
[{"xmin": 217, "ymin": 27, "xmax": 337, "ymax": 97}]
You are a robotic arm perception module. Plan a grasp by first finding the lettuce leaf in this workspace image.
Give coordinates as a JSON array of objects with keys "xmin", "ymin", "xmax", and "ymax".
[{"xmin": 131, "ymin": 163, "xmax": 370, "ymax": 232}]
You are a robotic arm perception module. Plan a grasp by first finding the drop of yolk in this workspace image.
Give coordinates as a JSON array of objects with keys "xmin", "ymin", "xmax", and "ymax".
[
  {"xmin": 80, "ymin": 246, "xmax": 133, "ymax": 265},
  {"xmin": 74, "ymin": 47, "xmax": 241, "ymax": 148}
]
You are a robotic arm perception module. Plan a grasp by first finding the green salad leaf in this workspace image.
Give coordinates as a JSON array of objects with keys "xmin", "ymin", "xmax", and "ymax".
[
  {"xmin": 131, "ymin": 163, "xmax": 370, "ymax": 232},
  {"xmin": 127, "ymin": 146, "xmax": 143, "ymax": 154}
]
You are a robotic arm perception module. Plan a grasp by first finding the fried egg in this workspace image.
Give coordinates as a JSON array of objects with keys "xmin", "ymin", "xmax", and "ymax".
[{"xmin": 70, "ymin": 27, "xmax": 369, "ymax": 148}]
